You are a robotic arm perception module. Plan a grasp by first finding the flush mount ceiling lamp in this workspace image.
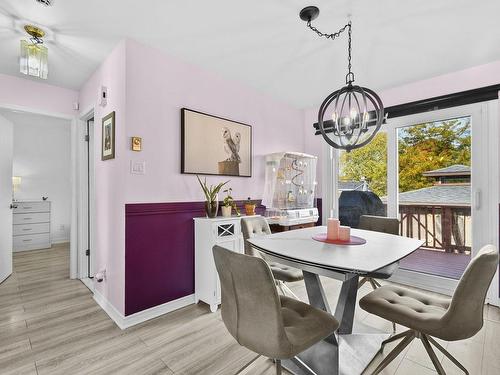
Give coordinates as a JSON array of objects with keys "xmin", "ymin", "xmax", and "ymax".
[
  {"xmin": 300, "ymin": 6, "xmax": 385, "ymax": 152},
  {"xmin": 20, "ymin": 24, "xmax": 48, "ymax": 79}
]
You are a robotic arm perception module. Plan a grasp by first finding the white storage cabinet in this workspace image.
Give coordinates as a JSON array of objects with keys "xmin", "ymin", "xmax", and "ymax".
[
  {"xmin": 12, "ymin": 201, "xmax": 51, "ymax": 252},
  {"xmin": 194, "ymin": 216, "xmax": 246, "ymax": 312}
]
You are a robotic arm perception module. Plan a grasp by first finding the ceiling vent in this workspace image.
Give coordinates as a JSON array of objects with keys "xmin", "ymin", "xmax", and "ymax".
[{"xmin": 35, "ymin": 0, "xmax": 54, "ymax": 6}]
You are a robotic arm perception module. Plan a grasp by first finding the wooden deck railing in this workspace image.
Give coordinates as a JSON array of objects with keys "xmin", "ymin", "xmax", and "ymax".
[{"xmin": 398, "ymin": 204, "xmax": 471, "ymax": 254}]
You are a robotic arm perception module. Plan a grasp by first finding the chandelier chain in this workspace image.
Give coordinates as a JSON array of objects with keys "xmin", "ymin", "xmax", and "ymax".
[
  {"xmin": 306, "ymin": 20, "xmax": 349, "ymax": 40},
  {"xmin": 347, "ymin": 22, "xmax": 352, "ymax": 83},
  {"xmin": 306, "ymin": 20, "xmax": 354, "ymax": 84}
]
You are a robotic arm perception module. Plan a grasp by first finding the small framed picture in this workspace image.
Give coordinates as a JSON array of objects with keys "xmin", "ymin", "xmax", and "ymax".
[
  {"xmin": 131, "ymin": 136, "xmax": 142, "ymax": 151},
  {"xmin": 102, "ymin": 111, "xmax": 115, "ymax": 160}
]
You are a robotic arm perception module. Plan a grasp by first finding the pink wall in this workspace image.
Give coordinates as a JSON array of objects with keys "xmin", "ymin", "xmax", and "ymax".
[
  {"xmin": 79, "ymin": 41, "xmax": 128, "ymax": 314},
  {"xmin": 81, "ymin": 39, "xmax": 305, "ymax": 315},
  {"xmin": 124, "ymin": 39, "xmax": 304, "ymax": 203},
  {"xmin": 0, "ymin": 74, "xmax": 78, "ymax": 117},
  {"xmin": 304, "ymin": 59, "xmax": 500, "ymax": 194}
]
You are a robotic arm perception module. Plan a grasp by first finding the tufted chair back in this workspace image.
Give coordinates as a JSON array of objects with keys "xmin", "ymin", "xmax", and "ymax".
[
  {"xmin": 358, "ymin": 215, "xmax": 399, "ymax": 235},
  {"xmin": 212, "ymin": 245, "xmax": 292, "ymax": 358},
  {"xmin": 241, "ymin": 216, "xmax": 272, "ymax": 258},
  {"xmin": 439, "ymin": 244, "xmax": 499, "ymax": 340}
]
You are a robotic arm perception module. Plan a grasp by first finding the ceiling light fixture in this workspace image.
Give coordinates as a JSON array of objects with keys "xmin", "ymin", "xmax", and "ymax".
[
  {"xmin": 20, "ymin": 25, "xmax": 48, "ymax": 79},
  {"xmin": 299, "ymin": 6, "xmax": 385, "ymax": 152}
]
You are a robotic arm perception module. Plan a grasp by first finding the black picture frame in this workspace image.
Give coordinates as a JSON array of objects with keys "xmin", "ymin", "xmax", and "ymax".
[
  {"xmin": 181, "ymin": 108, "xmax": 252, "ymax": 177},
  {"xmin": 101, "ymin": 111, "xmax": 115, "ymax": 161}
]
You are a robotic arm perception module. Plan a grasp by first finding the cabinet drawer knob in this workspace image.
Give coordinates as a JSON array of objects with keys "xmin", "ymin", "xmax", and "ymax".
[
  {"xmin": 22, "ymin": 228, "xmax": 32, "ymax": 231},
  {"xmin": 22, "ymin": 239, "xmax": 32, "ymax": 242}
]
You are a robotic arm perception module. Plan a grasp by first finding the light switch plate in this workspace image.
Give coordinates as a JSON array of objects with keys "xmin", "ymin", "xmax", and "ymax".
[{"xmin": 130, "ymin": 160, "xmax": 146, "ymax": 175}]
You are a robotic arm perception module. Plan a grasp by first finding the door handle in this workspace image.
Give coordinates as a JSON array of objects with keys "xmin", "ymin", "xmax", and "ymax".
[
  {"xmin": 10, "ymin": 204, "xmax": 18, "ymax": 209},
  {"xmin": 474, "ymin": 189, "xmax": 481, "ymax": 210}
]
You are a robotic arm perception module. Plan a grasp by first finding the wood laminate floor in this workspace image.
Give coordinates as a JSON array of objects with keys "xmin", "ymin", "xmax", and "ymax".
[{"xmin": 1, "ymin": 245, "xmax": 500, "ymax": 375}]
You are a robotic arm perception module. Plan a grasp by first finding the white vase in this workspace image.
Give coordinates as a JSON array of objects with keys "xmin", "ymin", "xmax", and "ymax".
[{"xmin": 221, "ymin": 205, "xmax": 232, "ymax": 217}]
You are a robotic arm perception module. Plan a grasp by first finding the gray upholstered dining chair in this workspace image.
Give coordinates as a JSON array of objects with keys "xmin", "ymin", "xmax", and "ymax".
[
  {"xmin": 360, "ymin": 244, "xmax": 498, "ymax": 375},
  {"xmin": 358, "ymin": 215, "xmax": 400, "ymax": 333},
  {"xmin": 213, "ymin": 245, "xmax": 339, "ymax": 375},
  {"xmin": 357, "ymin": 215, "xmax": 400, "ymax": 291},
  {"xmin": 241, "ymin": 216, "xmax": 303, "ymax": 299}
]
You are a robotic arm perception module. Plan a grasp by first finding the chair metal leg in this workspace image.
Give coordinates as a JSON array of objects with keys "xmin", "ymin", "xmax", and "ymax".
[
  {"xmin": 372, "ymin": 332, "xmax": 415, "ymax": 375},
  {"xmin": 427, "ymin": 335, "xmax": 469, "ymax": 375},
  {"xmin": 381, "ymin": 329, "xmax": 413, "ymax": 347},
  {"xmin": 392, "ymin": 321, "xmax": 397, "ymax": 334},
  {"xmin": 290, "ymin": 356, "xmax": 317, "ymax": 375},
  {"xmin": 275, "ymin": 359, "xmax": 282, "ymax": 375},
  {"xmin": 373, "ymin": 279, "xmax": 382, "ymax": 288},
  {"xmin": 281, "ymin": 282, "xmax": 300, "ymax": 300},
  {"xmin": 358, "ymin": 277, "xmax": 369, "ymax": 289},
  {"xmin": 276, "ymin": 281, "xmax": 286, "ymax": 296},
  {"xmin": 368, "ymin": 278, "xmax": 379, "ymax": 290},
  {"xmin": 235, "ymin": 354, "xmax": 261, "ymax": 375},
  {"xmin": 421, "ymin": 334, "xmax": 446, "ymax": 375}
]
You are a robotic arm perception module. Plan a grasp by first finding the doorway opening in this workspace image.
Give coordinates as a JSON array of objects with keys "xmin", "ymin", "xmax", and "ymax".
[
  {"xmin": 80, "ymin": 114, "xmax": 95, "ymax": 282},
  {"xmin": 325, "ymin": 101, "xmax": 498, "ymax": 298},
  {"xmin": 0, "ymin": 108, "xmax": 72, "ymax": 281},
  {"xmin": 396, "ymin": 117, "xmax": 472, "ymax": 279}
]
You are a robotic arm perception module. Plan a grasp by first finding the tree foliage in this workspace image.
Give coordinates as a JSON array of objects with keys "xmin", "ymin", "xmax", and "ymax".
[
  {"xmin": 340, "ymin": 132, "xmax": 387, "ymax": 196},
  {"xmin": 339, "ymin": 118, "xmax": 471, "ymax": 196}
]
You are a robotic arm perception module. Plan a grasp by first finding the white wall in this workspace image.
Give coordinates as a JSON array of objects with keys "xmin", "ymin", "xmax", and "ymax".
[{"xmin": 1, "ymin": 110, "xmax": 72, "ymax": 244}]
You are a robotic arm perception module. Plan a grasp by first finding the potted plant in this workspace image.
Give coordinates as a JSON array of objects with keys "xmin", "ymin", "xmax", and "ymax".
[
  {"xmin": 197, "ymin": 176, "xmax": 229, "ymax": 218},
  {"xmin": 221, "ymin": 188, "xmax": 241, "ymax": 217},
  {"xmin": 244, "ymin": 197, "xmax": 256, "ymax": 216}
]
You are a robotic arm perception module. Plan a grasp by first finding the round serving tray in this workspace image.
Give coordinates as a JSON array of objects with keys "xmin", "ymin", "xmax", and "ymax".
[{"xmin": 312, "ymin": 233, "xmax": 367, "ymax": 246}]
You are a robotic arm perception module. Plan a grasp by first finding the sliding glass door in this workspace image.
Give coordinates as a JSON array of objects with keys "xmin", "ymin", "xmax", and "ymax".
[
  {"xmin": 324, "ymin": 101, "xmax": 498, "ymax": 297},
  {"xmin": 386, "ymin": 103, "xmax": 493, "ymax": 294}
]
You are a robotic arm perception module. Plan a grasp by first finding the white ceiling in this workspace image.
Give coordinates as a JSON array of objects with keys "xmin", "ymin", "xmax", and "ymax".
[{"xmin": 1, "ymin": 0, "xmax": 499, "ymax": 108}]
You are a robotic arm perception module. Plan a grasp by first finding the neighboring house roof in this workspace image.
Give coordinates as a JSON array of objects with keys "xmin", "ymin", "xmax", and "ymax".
[
  {"xmin": 338, "ymin": 181, "xmax": 368, "ymax": 191},
  {"xmin": 398, "ymin": 185, "xmax": 471, "ymax": 206},
  {"xmin": 422, "ymin": 164, "xmax": 471, "ymax": 177}
]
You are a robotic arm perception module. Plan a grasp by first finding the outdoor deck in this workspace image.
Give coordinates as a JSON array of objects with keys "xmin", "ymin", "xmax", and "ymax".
[{"xmin": 399, "ymin": 248, "xmax": 471, "ymax": 280}]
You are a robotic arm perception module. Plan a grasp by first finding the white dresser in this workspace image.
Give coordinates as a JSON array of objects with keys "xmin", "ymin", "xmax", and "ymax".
[
  {"xmin": 194, "ymin": 216, "xmax": 248, "ymax": 312},
  {"xmin": 12, "ymin": 201, "xmax": 51, "ymax": 252}
]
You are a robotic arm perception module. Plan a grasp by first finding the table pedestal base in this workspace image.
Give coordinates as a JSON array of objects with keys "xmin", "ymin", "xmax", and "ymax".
[{"xmin": 282, "ymin": 333, "xmax": 388, "ymax": 375}]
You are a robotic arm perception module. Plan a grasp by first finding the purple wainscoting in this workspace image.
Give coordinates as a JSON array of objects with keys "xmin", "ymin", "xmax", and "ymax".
[
  {"xmin": 125, "ymin": 199, "xmax": 265, "ymax": 316},
  {"xmin": 125, "ymin": 202, "xmax": 200, "ymax": 316}
]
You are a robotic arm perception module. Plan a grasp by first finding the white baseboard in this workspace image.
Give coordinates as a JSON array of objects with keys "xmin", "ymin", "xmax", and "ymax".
[
  {"xmin": 52, "ymin": 238, "xmax": 70, "ymax": 245},
  {"xmin": 93, "ymin": 289, "xmax": 195, "ymax": 330},
  {"xmin": 80, "ymin": 277, "xmax": 94, "ymax": 292}
]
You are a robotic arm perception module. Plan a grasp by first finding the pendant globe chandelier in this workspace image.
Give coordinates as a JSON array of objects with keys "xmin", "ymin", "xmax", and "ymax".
[{"xmin": 300, "ymin": 6, "xmax": 385, "ymax": 152}]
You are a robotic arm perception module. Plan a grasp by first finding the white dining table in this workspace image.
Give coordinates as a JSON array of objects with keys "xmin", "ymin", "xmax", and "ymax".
[{"xmin": 248, "ymin": 225, "xmax": 423, "ymax": 375}]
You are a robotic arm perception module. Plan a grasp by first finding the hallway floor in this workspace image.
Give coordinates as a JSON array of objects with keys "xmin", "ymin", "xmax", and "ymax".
[{"xmin": 1, "ymin": 245, "xmax": 499, "ymax": 374}]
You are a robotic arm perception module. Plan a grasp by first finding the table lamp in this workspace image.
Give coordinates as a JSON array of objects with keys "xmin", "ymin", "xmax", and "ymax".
[{"xmin": 12, "ymin": 176, "xmax": 21, "ymax": 201}]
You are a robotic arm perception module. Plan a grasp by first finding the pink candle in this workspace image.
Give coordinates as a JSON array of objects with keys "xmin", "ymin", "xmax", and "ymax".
[
  {"xmin": 327, "ymin": 218, "xmax": 340, "ymax": 240},
  {"xmin": 339, "ymin": 226, "xmax": 351, "ymax": 241}
]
